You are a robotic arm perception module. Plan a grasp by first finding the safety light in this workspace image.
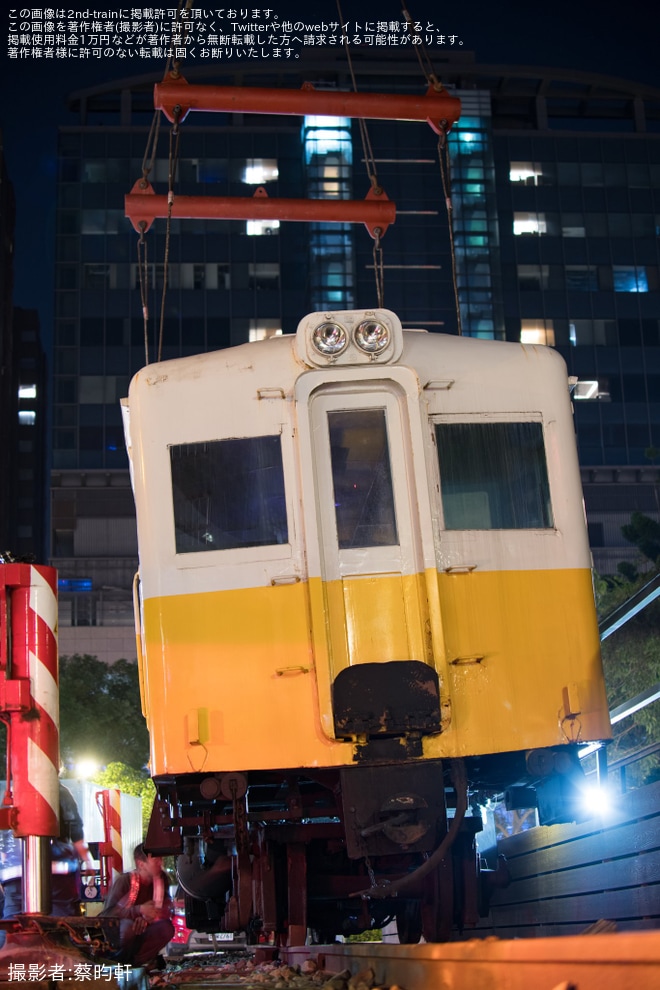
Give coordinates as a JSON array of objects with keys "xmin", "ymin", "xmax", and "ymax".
[
  {"xmin": 74, "ymin": 759, "xmax": 99, "ymax": 780},
  {"xmin": 354, "ymin": 319, "xmax": 391, "ymax": 354},
  {"xmin": 312, "ymin": 322, "xmax": 348, "ymax": 356},
  {"xmin": 580, "ymin": 781, "xmax": 614, "ymax": 819}
]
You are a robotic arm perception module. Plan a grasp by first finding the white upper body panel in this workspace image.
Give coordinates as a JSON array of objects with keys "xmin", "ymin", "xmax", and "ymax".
[{"xmin": 123, "ymin": 310, "xmax": 590, "ymax": 602}]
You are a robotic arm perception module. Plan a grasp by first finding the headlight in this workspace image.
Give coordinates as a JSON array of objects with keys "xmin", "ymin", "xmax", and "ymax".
[
  {"xmin": 354, "ymin": 319, "xmax": 390, "ymax": 353},
  {"xmin": 312, "ymin": 322, "xmax": 348, "ymax": 356}
]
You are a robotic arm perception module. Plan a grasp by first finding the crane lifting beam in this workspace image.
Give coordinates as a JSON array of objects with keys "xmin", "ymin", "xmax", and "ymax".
[
  {"xmin": 154, "ymin": 75, "xmax": 461, "ymax": 135},
  {"xmin": 125, "ymin": 180, "xmax": 395, "ymax": 238}
]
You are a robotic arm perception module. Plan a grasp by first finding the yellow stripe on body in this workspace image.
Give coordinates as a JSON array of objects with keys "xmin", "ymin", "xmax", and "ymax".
[
  {"xmin": 141, "ymin": 567, "xmax": 610, "ymax": 776},
  {"xmin": 423, "ymin": 566, "xmax": 611, "ymax": 759},
  {"xmin": 142, "ymin": 581, "xmax": 354, "ymax": 775}
]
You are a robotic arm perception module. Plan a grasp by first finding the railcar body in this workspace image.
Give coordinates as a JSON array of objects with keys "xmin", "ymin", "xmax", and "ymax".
[{"xmin": 123, "ymin": 309, "xmax": 610, "ymax": 942}]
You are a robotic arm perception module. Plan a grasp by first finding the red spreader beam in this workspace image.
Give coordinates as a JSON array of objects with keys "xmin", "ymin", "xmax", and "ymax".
[
  {"xmin": 125, "ymin": 181, "xmax": 396, "ymax": 238},
  {"xmin": 154, "ymin": 76, "xmax": 461, "ymax": 135}
]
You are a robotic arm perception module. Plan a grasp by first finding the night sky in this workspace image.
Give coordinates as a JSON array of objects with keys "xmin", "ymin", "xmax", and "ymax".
[{"xmin": 1, "ymin": 0, "xmax": 659, "ymax": 349}]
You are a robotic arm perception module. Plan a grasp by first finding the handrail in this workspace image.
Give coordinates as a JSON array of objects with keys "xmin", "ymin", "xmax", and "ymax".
[{"xmin": 598, "ymin": 571, "xmax": 660, "ymax": 641}]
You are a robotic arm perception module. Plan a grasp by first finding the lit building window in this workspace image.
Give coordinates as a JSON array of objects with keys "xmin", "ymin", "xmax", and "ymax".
[
  {"xmin": 455, "ymin": 131, "xmax": 484, "ymax": 150},
  {"xmin": 304, "ymin": 118, "xmax": 353, "ymax": 162},
  {"xmin": 249, "ymin": 320, "xmax": 282, "ymax": 342},
  {"xmin": 509, "ymin": 161, "xmax": 543, "ymax": 185},
  {"xmin": 242, "ymin": 159, "xmax": 279, "ymax": 184},
  {"xmin": 18, "ymin": 410, "xmax": 36, "ymax": 426},
  {"xmin": 18, "ymin": 384, "xmax": 37, "ymax": 399},
  {"xmin": 613, "ymin": 266, "xmax": 649, "ymax": 293},
  {"xmin": 246, "ymin": 220, "xmax": 280, "ymax": 236},
  {"xmin": 513, "ymin": 212, "xmax": 547, "ymax": 236},
  {"xmin": 520, "ymin": 320, "xmax": 555, "ymax": 346}
]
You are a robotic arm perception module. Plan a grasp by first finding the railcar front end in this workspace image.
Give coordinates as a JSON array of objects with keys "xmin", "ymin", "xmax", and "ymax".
[{"xmin": 123, "ymin": 309, "xmax": 610, "ymax": 941}]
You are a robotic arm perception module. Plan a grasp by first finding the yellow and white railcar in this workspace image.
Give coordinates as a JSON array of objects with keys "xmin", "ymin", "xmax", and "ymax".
[
  {"xmin": 124, "ymin": 308, "xmax": 608, "ymax": 776},
  {"xmin": 123, "ymin": 308, "xmax": 610, "ymax": 937}
]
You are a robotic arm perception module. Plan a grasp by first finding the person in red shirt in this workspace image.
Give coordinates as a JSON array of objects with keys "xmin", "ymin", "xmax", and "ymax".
[{"xmin": 100, "ymin": 843, "xmax": 174, "ymax": 969}]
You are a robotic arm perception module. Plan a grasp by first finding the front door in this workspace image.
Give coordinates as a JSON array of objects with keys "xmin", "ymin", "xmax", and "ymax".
[{"xmin": 307, "ymin": 381, "xmax": 439, "ymax": 740}]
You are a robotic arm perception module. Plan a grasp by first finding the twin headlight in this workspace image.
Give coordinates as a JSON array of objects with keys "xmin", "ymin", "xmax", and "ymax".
[
  {"xmin": 311, "ymin": 318, "xmax": 391, "ymax": 357},
  {"xmin": 296, "ymin": 309, "xmax": 403, "ymax": 367}
]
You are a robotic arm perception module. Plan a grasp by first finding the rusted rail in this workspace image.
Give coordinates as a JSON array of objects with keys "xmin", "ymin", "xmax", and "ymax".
[{"xmin": 279, "ymin": 932, "xmax": 660, "ymax": 989}]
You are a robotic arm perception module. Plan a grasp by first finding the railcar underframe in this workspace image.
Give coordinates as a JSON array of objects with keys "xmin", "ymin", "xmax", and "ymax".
[{"xmin": 146, "ymin": 747, "xmax": 582, "ymax": 944}]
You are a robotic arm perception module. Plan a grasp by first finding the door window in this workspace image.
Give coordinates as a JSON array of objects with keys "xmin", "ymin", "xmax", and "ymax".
[{"xmin": 328, "ymin": 409, "xmax": 398, "ymax": 549}]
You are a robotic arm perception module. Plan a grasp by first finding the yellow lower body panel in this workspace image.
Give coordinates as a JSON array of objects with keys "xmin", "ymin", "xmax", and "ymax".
[
  {"xmin": 423, "ymin": 566, "xmax": 611, "ymax": 759},
  {"xmin": 140, "ymin": 567, "xmax": 610, "ymax": 777},
  {"xmin": 142, "ymin": 582, "xmax": 355, "ymax": 775}
]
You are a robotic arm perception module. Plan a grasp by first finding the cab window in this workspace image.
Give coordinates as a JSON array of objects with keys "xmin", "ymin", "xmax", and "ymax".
[
  {"xmin": 435, "ymin": 421, "xmax": 553, "ymax": 530},
  {"xmin": 170, "ymin": 436, "xmax": 288, "ymax": 552}
]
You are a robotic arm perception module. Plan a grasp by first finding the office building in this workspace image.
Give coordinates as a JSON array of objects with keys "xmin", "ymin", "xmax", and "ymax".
[
  {"xmin": 0, "ymin": 141, "xmax": 47, "ymax": 562},
  {"xmin": 13, "ymin": 307, "xmax": 47, "ymax": 561}
]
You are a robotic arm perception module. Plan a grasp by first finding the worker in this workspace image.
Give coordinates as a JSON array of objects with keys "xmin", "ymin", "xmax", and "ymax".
[
  {"xmin": 100, "ymin": 843, "xmax": 173, "ymax": 969},
  {"xmin": 0, "ymin": 782, "xmax": 94, "ymax": 947}
]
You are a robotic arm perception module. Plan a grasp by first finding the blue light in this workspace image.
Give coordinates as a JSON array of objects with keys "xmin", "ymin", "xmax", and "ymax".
[
  {"xmin": 304, "ymin": 116, "xmax": 352, "ymax": 164},
  {"xmin": 613, "ymin": 267, "xmax": 648, "ymax": 292},
  {"xmin": 58, "ymin": 578, "xmax": 92, "ymax": 592}
]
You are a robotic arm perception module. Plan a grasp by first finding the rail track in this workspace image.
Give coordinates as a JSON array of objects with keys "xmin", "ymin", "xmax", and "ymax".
[
  {"xmin": 1, "ymin": 929, "xmax": 659, "ymax": 989},
  {"xmin": 146, "ymin": 932, "xmax": 660, "ymax": 990}
]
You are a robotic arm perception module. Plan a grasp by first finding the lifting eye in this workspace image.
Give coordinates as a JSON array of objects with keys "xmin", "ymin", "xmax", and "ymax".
[
  {"xmin": 312, "ymin": 321, "xmax": 348, "ymax": 356},
  {"xmin": 354, "ymin": 319, "xmax": 390, "ymax": 354}
]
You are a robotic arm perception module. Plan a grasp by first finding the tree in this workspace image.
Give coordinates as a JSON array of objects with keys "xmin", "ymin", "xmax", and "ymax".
[
  {"xmin": 621, "ymin": 511, "xmax": 660, "ymax": 566},
  {"xmin": 58, "ymin": 655, "xmax": 149, "ymax": 772}
]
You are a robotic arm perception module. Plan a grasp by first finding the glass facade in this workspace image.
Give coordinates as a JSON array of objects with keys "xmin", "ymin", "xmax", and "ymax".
[
  {"xmin": 449, "ymin": 92, "xmax": 504, "ymax": 339},
  {"xmin": 496, "ymin": 131, "xmax": 660, "ymax": 473},
  {"xmin": 54, "ymin": 129, "xmax": 312, "ymax": 474},
  {"xmin": 304, "ymin": 116, "xmax": 355, "ymax": 310}
]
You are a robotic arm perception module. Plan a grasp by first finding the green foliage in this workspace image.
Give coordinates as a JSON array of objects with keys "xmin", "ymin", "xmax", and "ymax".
[
  {"xmin": 621, "ymin": 511, "xmax": 660, "ymax": 566},
  {"xmin": 345, "ymin": 930, "xmax": 382, "ymax": 942},
  {"xmin": 617, "ymin": 560, "xmax": 638, "ymax": 583},
  {"xmin": 593, "ymin": 570, "xmax": 644, "ymax": 618},
  {"xmin": 58, "ymin": 655, "xmax": 149, "ymax": 773},
  {"xmin": 596, "ymin": 565, "xmax": 660, "ymax": 783}
]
